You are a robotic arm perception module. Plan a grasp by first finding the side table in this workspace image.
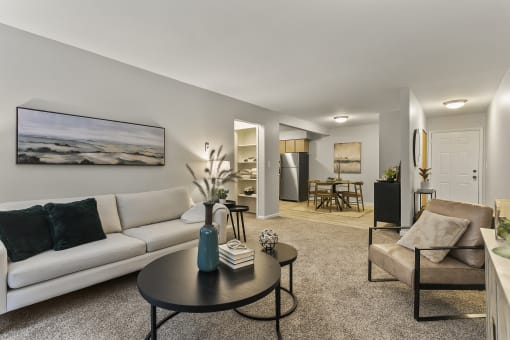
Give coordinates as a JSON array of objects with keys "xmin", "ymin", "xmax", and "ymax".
[
  {"xmin": 228, "ymin": 205, "xmax": 249, "ymax": 242},
  {"xmin": 413, "ymin": 188, "xmax": 436, "ymax": 219},
  {"xmin": 235, "ymin": 242, "xmax": 298, "ymax": 320}
]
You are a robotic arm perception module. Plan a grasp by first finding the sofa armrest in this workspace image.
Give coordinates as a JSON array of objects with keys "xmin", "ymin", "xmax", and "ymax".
[
  {"xmin": 416, "ymin": 245, "xmax": 483, "ymax": 251},
  {"xmin": 0, "ymin": 240, "xmax": 7, "ymax": 314},
  {"xmin": 213, "ymin": 204, "xmax": 228, "ymax": 244}
]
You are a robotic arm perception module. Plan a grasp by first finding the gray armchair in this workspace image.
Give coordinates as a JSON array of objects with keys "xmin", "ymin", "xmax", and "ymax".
[{"xmin": 368, "ymin": 199, "xmax": 493, "ymax": 321}]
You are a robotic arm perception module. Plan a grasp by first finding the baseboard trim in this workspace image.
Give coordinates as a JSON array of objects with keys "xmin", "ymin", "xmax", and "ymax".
[{"xmin": 257, "ymin": 213, "xmax": 280, "ymax": 220}]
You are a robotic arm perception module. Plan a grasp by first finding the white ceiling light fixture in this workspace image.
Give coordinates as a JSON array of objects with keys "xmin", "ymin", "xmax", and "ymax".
[
  {"xmin": 443, "ymin": 99, "xmax": 468, "ymax": 109},
  {"xmin": 334, "ymin": 115, "xmax": 349, "ymax": 123}
]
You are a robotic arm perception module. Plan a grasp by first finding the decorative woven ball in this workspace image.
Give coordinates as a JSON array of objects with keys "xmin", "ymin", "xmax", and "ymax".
[{"xmin": 259, "ymin": 229, "xmax": 278, "ymax": 251}]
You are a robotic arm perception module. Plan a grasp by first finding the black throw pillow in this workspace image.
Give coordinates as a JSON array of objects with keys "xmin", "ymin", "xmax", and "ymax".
[
  {"xmin": 0, "ymin": 205, "xmax": 53, "ymax": 262},
  {"xmin": 45, "ymin": 198, "xmax": 106, "ymax": 251}
]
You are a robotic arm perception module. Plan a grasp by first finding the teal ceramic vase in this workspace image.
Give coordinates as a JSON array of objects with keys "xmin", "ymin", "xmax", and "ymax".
[{"xmin": 197, "ymin": 201, "xmax": 219, "ymax": 272}]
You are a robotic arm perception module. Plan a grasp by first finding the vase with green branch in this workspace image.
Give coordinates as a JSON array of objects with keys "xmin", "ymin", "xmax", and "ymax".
[
  {"xmin": 186, "ymin": 145, "xmax": 238, "ymax": 272},
  {"xmin": 418, "ymin": 167, "xmax": 431, "ymax": 189}
]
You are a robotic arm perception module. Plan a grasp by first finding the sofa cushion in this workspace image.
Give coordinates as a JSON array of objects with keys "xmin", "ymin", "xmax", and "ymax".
[
  {"xmin": 369, "ymin": 243, "xmax": 484, "ymax": 287},
  {"xmin": 0, "ymin": 205, "xmax": 53, "ymax": 262},
  {"xmin": 45, "ymin": 198, "xmax": 106, "ymax": 250},
  {"xmin": 426, "ymin": 199, "xmax": 493, "ymax": 267},
  {"xmin": 0, "ymin": 194, "xmax": 122, "ymax": 234},
  {"xmin": 123, "ymin": 219, "xmax": 202, "ymax": 252},
  {"xmin": 116, "ymin": 187, "xmax": 192, "ymax": 230},
  {"xmin": 397, "ymin": 210, "xmax": 469, "ymax": 263},
  {"xmin": 7, "ymin": 233, "xmax": 146, "ymax": 289}
]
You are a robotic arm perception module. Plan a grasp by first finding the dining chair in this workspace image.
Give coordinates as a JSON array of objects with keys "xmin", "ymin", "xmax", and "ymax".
[
  {"xmin": 315, "ymin": 183, "xmax": 340, "ymax": 212},
  {"xmin": 342, "ymin": 181, "xmax": 364, "ymax": 212},
  {"xmin": 307, "ymin": 180, "xmax": 318, "ymax": 207}
]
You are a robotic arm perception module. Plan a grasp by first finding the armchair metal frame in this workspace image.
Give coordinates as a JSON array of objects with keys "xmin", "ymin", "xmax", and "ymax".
[{"xmin": 368, "ymin": 226, "xmax": 486, "ymax": 321}]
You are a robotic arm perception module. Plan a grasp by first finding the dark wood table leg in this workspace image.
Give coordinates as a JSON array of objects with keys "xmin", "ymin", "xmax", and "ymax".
[
  {"xmin": 236, "ymin": 212, "xmax": 241, "ymax": 241},
  {"xmin": 229, "ymin": 211, "xmax": 236, "ymax": 239},
  {"xmin": 151, "ymin": 305, "xmax": 157, "ymax": 340},
  {"xmin": 240, "ymin": 211, "xmax": 247, "ymax": 242},
  {"xmin": 275, "ymin": 282, "xmax": 282, "ymax": 340},
  {"xmin": 289, "ymin": 263, "xmax": 293, "ymax": 293}
]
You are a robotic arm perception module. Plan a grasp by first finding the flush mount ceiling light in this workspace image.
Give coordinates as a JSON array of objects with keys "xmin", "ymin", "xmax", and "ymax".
[
  {"xmin": 334, "ymin": 115, "xmax": 349, "ymax": 123},
  {"xmin": 443, "ymin": 99, "xmax": 468, "ymax": 109}
]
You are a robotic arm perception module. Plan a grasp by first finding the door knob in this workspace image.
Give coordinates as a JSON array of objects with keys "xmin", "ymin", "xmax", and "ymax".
[
  {"xmin": 473, "ymin": 170, "xmax": 477, "ymax": 173},
  {"xmin": 472, "ymin": 176, "xmax": 477, "ymax": 180}
]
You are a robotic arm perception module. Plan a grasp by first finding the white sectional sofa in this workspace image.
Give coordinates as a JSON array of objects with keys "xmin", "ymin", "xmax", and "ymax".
[{"xmin": 0, "ymin": 187, "xmax": 227, "ymax": 314}]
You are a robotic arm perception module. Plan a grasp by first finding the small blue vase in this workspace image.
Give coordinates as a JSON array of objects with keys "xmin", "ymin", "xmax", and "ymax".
[{"xmin": 197, "ymin": 202, "xmax": 219, "ymax": 272}]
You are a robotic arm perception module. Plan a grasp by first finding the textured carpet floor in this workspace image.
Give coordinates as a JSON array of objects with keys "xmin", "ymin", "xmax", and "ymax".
[{"xmin": 0, "ymin": 216, "xmax": 485, "ymax": 340}]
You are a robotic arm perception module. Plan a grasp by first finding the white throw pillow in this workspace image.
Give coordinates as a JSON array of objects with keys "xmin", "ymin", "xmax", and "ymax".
[
  {"xmin": 181, "ymin": 202, "xmax": 227, "ymax": 224},
  {"xmin": 397, "ymin": 210, "xmax": 470, "ymax": 263}
]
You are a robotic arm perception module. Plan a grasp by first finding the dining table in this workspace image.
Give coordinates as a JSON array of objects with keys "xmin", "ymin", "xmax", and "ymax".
[{"xmin": 313, "ymin": 179, "xmax": 354, "ymax": 211}]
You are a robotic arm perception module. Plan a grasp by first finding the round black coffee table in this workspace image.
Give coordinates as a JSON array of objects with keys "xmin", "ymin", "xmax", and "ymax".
[
  {"xmin": 235, "ymin": 242, "xmax": 298, "ymax": 320},
  {"xmin": 137, "ymin": 248, "xmax": 282, "ymax": 340}
]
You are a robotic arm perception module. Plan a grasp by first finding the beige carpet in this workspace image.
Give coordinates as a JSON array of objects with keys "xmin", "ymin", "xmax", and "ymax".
[{"xmin": 0, "ymin": 216, "xmax": 485, "ymax": 340}]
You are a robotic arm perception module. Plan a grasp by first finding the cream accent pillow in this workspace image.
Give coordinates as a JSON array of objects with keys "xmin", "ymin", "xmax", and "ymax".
[{"xmin": 397, "ymin": 210, "xmax": 470, "ymax": 263}]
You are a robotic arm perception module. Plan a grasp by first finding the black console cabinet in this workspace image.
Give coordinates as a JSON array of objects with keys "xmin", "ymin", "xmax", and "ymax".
[{"xmin": 374, "ymin": 182, "xmax": 401, "ymax": 227}]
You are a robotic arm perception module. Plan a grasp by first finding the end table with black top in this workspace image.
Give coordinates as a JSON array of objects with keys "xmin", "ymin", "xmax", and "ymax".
[
  {"xmin": 235, "ymin": 242, "xmax": 298, "ymax": 320},
  {"xmin": 228, "ymin": 205, "xmax": 249, "ymax": 242},
  {"xmin": 413, "ymin": 188, "xmax": 436, "ymax": 219},
  {"xmin": 137, "ymin": 247, "xmax": 282, "ymax": 340}
]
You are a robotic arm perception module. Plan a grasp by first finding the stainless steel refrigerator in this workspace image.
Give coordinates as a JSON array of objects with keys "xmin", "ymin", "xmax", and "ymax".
[{"xmin": 280, "ymin": 152, "xmax": 309, "ymax": 201}]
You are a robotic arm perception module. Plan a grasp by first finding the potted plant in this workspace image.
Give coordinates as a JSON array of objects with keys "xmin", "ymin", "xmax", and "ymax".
[
  {"xmin": 418, "ymin": 167, "xmax": 431, "ymax": 189},
  {"xmin": 384, "ymin": 165, "xmax": 399, "ymax": 182},
  {"xmin": 216, "ymin": 188, "xmax": 229, "ymax": 204}
]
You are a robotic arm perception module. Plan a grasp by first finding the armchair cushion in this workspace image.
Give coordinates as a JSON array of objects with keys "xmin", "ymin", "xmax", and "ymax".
[
  {"xmin": 369, "ymin": 243, "xmax": 484, "ymax": 287},
  {"xmin": 426, "ymin": 199, "xmax": 493, "ymax": 267},
  {"xmin": 397, "ymin": 210, "xmax": 469, "ymax": 263}
]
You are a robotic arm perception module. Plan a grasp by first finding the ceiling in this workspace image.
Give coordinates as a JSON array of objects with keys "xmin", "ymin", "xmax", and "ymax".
[{"xmin": 1, "ymin": 0, "xmax": 509, "ymax": 128}]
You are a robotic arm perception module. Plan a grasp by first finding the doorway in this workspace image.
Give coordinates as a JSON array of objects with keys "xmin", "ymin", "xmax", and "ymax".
[
  {"xmin": 234, "ymin": 120, "xmax": 260, "ymax": 215},
  {"xmin": 430, "ymin": 129, "xmax": 482, "ymax": 204}
]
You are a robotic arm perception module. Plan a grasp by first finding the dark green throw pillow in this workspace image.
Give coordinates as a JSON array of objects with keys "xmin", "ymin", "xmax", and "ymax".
[
  {"xmin": 45, "ymin": 198, "xmax": 106, "ymax": 251},
  {"xmin": 0, "ymin": 205, "xmax": 53, "ymax": 262}
]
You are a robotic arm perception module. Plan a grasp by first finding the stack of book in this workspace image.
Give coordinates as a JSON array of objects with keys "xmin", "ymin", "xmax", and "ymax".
[{"xmin": 219, "ymin": 244, "xmax": 255, "ymax": 270}]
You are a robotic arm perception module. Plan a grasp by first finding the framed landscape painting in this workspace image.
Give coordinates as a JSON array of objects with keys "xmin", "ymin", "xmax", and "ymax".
[
  {"xmin": 16, "ymin": 107, "xmax": 165, "ymax": 165},
  {"xmin": 334, "ymin": 142, "xmax": 361, "ymax": 174}
]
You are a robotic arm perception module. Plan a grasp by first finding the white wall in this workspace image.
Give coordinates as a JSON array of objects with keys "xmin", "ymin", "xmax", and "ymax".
[
  {"xmin": 400, "ymin": 89, "xmax": 426, "ymax": 225},
  {"xmin": 309, "ymin": 123, "xmax": 379, "ymax": 203},
  {"xmin": 0, "ymin": 24, "xmax": 323, "ymax": 218},
  {"xmin": 427, "ymin": 112, "xmax": 485, "ymax": 132},
  {"xmin": 379, "ymin": 110, "xmax": 401, "ymax": 175},
  {"xmin": 486, "ymin": 69, "xmax": 510, "ymax": 205},
  {"xmin": 279, "ymin": 124, "xmax": 311, "ymax": 140}
]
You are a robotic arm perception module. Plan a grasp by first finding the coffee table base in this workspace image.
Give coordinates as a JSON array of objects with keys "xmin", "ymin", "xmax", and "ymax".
[
  {"xmin": 234, "ymin": 287, "xmax": 297, "ymax": 320},
  {"xmin": 145, "ymin": 307, "xmax": 179, "ymax": 340},
  {"xmin": 145, "ymin": 285, "xmax": 282, "ymax": 340}
]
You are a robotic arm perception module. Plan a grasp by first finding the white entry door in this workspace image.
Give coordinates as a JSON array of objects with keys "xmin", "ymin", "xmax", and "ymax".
[{"xmin": 430, "ymin": 130, "xmax": 481, "ymax": 204}]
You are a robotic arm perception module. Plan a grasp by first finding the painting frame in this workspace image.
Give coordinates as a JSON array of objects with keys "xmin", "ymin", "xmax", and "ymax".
[
  {"xmin": 16, "ymin": 107, "xmax": 165, "ymax": 166},
  {"xmin": 334, "ymin": 142, "xmax": 361, "ymax": 174}
]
